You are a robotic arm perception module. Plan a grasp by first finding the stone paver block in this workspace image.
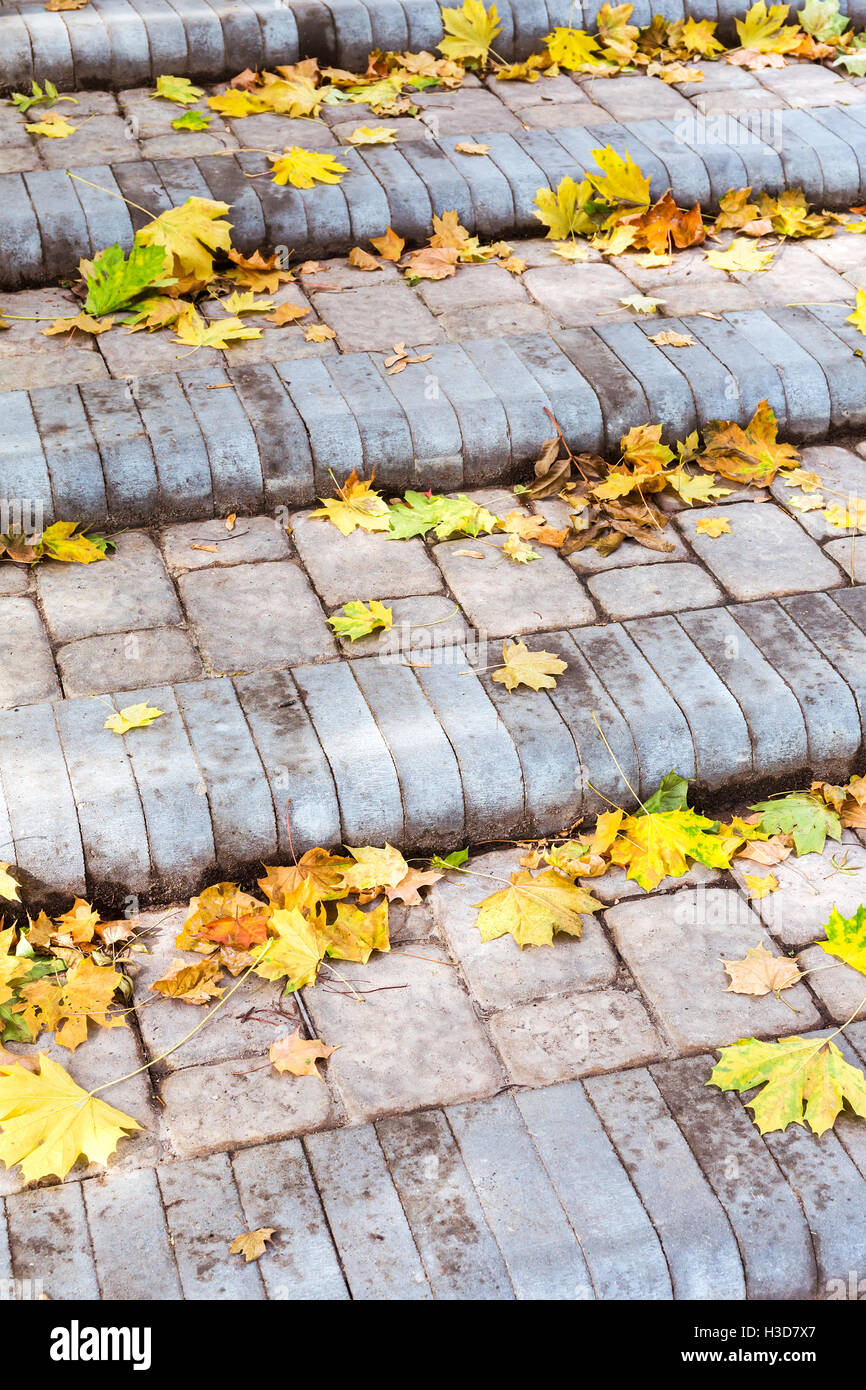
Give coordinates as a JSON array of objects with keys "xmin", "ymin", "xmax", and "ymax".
[
  {"xmin": 584, "ymin": 1068, "xmax": 746, "ymax": 1300},
  {"xmin": 231, "ymin": 1140, "xmax": 348, "ymax": 1301},
  {"xmin": 587, "ymin": 562, "xmax": 723, "ymax": 619},
  {"xmin": 160, "ymin": 1054, "xmax": 338, "ymax": 1159},
  {"xmin": 5, "ymin": 1185, "xmax": 99, "ymax": 1302},
  {"xmin": 376, "ymin": 1109, "xmax": 514, "ymax": 1300},
  {"xmin": 825, "ymin": 535, "xmax": 866, "ymax": 581},
  {"xmin": 434, "ymin": 534, "xmax": 595, "ymax": 636},
  {"xmin": 311, "ymin": 282, "xmax": 444, "ymax": 352},
  {"xmin": 429, "ymin": 850, "xmax": 617, "ymax": 1011},
  {"xmin": 773, "ymin": 445, "xmax": 866, "ymax": 542},
  {"xmin": 448, "ymin": 1094, "xmax": 594, "ymax": 1299},
  {"xmin": 0, "ymin": 569, "xmax": 29, "ymax": 598},
  {"xmin": 418, "ymin": 261, "xmax": 530, "ymax": 313},
  {"xmin": 523, "ymin": 263, "xmax": 638, "ymax": 325},
  {"xmin": 0, "ymin": 597, "xmax": 59, "ymax": 708},
  {"xmin": 178, "ymin": 560, "xmax": 336, "ymax": 672},
  {"xmin": 489, "ymin": 988, "xmax": 668, "ymax": 1087},
  {"xmin": 36, "ymin": 532, "xmax": 181, "ymax": 642},
  {"xmin": 82, "ymin": 1167, "xmax": 183, "ymax": 1301},
  {"xmin": 156, "ymin": 1154, "xmax": 265, "ymax": 1300},
  {"xmin": 799, "ymin": 944, "xmax": 866, "ymax": 1023},
  {"xmin": 605, "ymin": 887, "xmax": 821, "ymax": 1053},
  {"xmin": 57, "ymin": 627, "xmax": 201, "ymax": 697},
  {"xmin": 290, "ymin": 510, "xmax": 442, "ymax": 607},
  {"xmin": 536, "ymin": 498, "xmax": 690, "ymax": 574},
  {"xmin": 652, "ymin": 1055, "xmax": 817, "ymax": 1300},
  {"xmin": 675, "ymin": 501, "xmax": 844, "ymax": 600},
  {"xmin": 160, "ymin": 515, "xmax": 293, "ymax": 574},
  {"xmin": 335, "ymin": 593, "xmax": 470, "ymax": 657},
  {"xmin": 304, "ymin": 1126, "xmax": 431, "ymax": 1300},
  {"xmin": 303, "ymin": 944, "xmax": 504, "ymax": 1122},
  {"xmin": 731, "ymin": 837, "xmax": 866, "ymax": 948}
]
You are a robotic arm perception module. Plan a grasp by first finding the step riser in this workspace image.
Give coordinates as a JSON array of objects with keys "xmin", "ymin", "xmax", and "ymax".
[
  {"xmin": 1, "ymin": 308, "xmax": 861, "ymax": 529},
  {"xmin": 2, "ymin": 587, "xmax": 865, "ymax": 909},
  {"xmin": 4, "ymin": 109, "xmax": 866, "ymax": 293},
  {"xmin": 7, "ymin": 0, "xmax": 866, "ymax": 93}
]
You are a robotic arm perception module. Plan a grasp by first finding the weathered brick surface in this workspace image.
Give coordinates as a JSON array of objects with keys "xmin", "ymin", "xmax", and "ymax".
[
  {"xmin": 178, "ymin": 561, "xmax": 337, "ymax": 672},
  {"xmin": 489, "ymin": 988, "xmax": 668, "ymax": 1087}
]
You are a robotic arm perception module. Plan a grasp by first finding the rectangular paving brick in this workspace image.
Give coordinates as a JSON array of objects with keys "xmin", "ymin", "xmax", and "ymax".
[
  {"xmin": 586, "ymin": 561, "xmax": 723, "ymax": 620},
  {"xmin": 160, "ymin": 515, "xmax": 293, "ymax": 575},
  {"xmin": 57, "ymin": 628, "xmax": 202, "ymax": 698},
  {"xmin": 304, "ymin": 1125, "xmax": 431, "ymax": 1300},
  {"xmin": 730, "ymin": 836, "xmax": 866, "ymax": 948},
  {"xmin": 157, "ymin": 1153, "xmax": 265, "ymax": 1300},
  {"xmin": 605, "ymin": 887, "xmax": 822, "ymax": 1052},
  {"xmin": 5, "ymin": 1184, "xmax": 100, "ymax": 1302},
  {"xmin": 36, "ymin": 532, "xmax": 181, "ymax": 643},
  {"xmin": 82, "ymin": 1167, "xmax": 183, "ymax": 1300},
  {"xmin": 434, "ymin": 534, "xmax": 596, "ymax": 635},
  {"xmin": 489, "ymin": 988, "xmax": 668, "ymax": 1087},
  {"xmin": 675, "ymin": 501, "xmax": 844, "ymax": 600},
  {"xmin": 290, "ymin": 509, "xmax": 442, "ymax": 607},
  {"xmin": 0, "ymin": 597, "xmax": 59, "ymax": 708}
]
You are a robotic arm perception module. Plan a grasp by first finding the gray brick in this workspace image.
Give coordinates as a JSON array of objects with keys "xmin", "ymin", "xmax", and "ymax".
[
  {"xmin": 68, "ymin": 162, "xmax": 135, "ymax": 257},
  {"xmin": 666, "ymin": 113, "xmax": 750, "ymax": 204},
  {"xmin": 357, "ymin": 145, "xmax": 432, "ymax": 244},
  {"xmin": 723, "ymin": 309, "xmax": 831, "ymax": 442},
  {"xmin": 226, "ymin": 364, "xmax": 315, "ymax": 509},
  {"xmin": 0, "ymin": 598, "xmax": 58, "ymax": 709},
  {"xmin": 516, "ymin": 1081, "xmax": 672, "ymax": 1300},
  {"xmin": 234, "ymin": 668, "xmax": 340, "ymax": 857},
  {"xmin": 276, "ymin": 356, "xmax": 364, "ymax": 495},
  {"xmin": 80, "ymin": 379, "xmax": 159, "ymax": 525},
  {"xmin": 652, "ymin": 1056, "xmax": 816, "ymax": 1301},
  {"xmin": 572, "ymin": 622, "xmax": 697, "ymax": 792},
  {"xmin": 235, "ymin": 152, "xmax": 308, "ymax": 250},
  {"xmin": 304, "ymin": 1126, "xmax": 432, "ymax": 1300},
  {"xmin": 124, "ymin": 0, "xmax": 187, "ymax": 73},
  {"xmin": 554, "ymin": 327, "xmax": 651, "ymax": 454},
  {"xmin": 0, "ymin": 176, "xmax": 44, "ymax": 290},
  {"xmin": 335, "ymin": 592, "xmax": 470, "ymax": 658},
  {"xmin": 448, "ymin": 1093, "xmax": 593, "ymax": 1299},
  {"xmin": 350, "ymin": 656, "xmax": 465, "ymax": 846},
  {"xmin": 231, "ymin": 1140, "xmax": 348, "ymax": 1301},
  {"xmin": 473, "ymin": 131, "xmax": 548, "ymax": 233},
  {"xmin": 460, "ymin": 336, "xmax": 553, "ymax": 464},
  {"xmin": 325, "ymin": 353, "xmax": 414, "ymax": 491},
  {"xmin": 678, "ymin": 605, "xmax": 808, "ymax": 779},
  {"xmin": 1, "ymin": 393, "xmax": 53, "ymax": 524},
  {"xmin": 523, "ymin": 262, "xmax": 637, "ymax": 328},
  {"xmin": 23, "ymin": 169, "xmax": 92, "ymax": 280},
  {"xmin": 627, "ymin": 117, "xmax": 711, "ymax": 206},
  {"xmin": 509, "ymin": 333, "xmax": 604, "ymax": 454},
  {"xmin": 416, "ymin": 342, "xmax": 512, "ymax": 484},
  {"xmin": 682, "ymin": 314, "xmax": 787, "ymax": 425},
  {"xmin": 595, "ymin": 322, "xmax": 697, "ymax": 441},
  {"xmin": 607, "ymin": 887, "xmax": 821, "ymax": 1053},
  {"xmin": 0, "ymin": 13, "xmax": 37, "ymax": 91},
  {"xmin": 585, "ymin": 1068, "xmax": 746, "ymax": 1299},
  {"xmin": 157, "ymin": 1154, "xmax": 265, "ymax": 1299},
  {"xmin": 783, "ymin": 590, "xmax": 866, "ymax": 736},
  {"xmin": 37, "ymin": 532, "xmax": 181, "ymax": 643},
  {"xmin": 293, "ymin": 660, "xmax": 404, "ymax": 844},
  {"xmin": 377, "ymin": 1110, "xmax": 513, "ymax": 1298},
  {"xmin": 827, "ymin": 538, "xmax": 866, "ymax": 583},
  {"xmin": 625, "ymin": 614, "xmax": 752, "ymax": 789},
  {"xmin": 63, "ymin": 1, "xmax": 114, "ymax": 84},
  {"xmin": 134, "ymin": 373, "xmax": 214, "ymax": 520},
  {"xmin": 55, "ymin": 694, "xmax": 151, "ymax": 899},
  {"xmin": 490, "ymin": 988, "xmax": 668, "ymax": 1086},
  {"xmin": 28, "ymin": 383, "xmax": 108, "ymax": 522},
  {"xmin": 5, "ymin": 1185, "xmax": 99, "ymax": 1301},
  {"xmin": 374, "ymin": 351, "xmax": 464, "ymax": 491},
  {"xmin": 440, "ymin": 135, "xmax": 515, "ymax": 239},
  {"xmin": 0, "ymin": 701, "xmax": 85, "ymax": 902},
  {"xmin": 111, "ymin": 683, "xmax": 215, "ymax": 897},
  {"xmin": 730, "ymin": 598, "xmax": 860, "ymax": 777},
  {"xmin": 642, "ymin": 315, "xmax": 741, "ymax": 421},
  {"xmin": 22, "ymin": 10, "xmax": 76, "ymax": 90},
  {"xmin": 799, "ymin": 945, "xmax": 866, "ymax": 1024},
  {"xmin": 400, "ymin": 140, "xmax": 475, "ymax": 228},
  {"xmin": 429, "ymin": 848, "xmax": 617, "ymax": 1011},
  {"xmin": 179, "ymin": 368, "xmax": 264, "ymax": 514},
  {"xmin": 782, "ymin": 107, "xmax": 859, "ymax": 204},
  {"xmin": 545, "ymin": 628, "xmax": 641, "ymax": 811},
  {"xmin": 178, "ymin": 559, "xmax": 335, "ymax": 672},
  {"xmin": 773, "ymin": 445, "xmax": 866, "ymax": 541},
  {"xmin": 731, "ymin": 838, "xmax": 866, "ymax": 949},
  {"xmin": 677, "ymin": 502, "xmax": 843, "ymax": 601},
  {"xmin": 83, "ymin": 1167, "xmax": 183, "ymax": 1300},
  {"xmin": 435, "ymin": 534, "xmax": 595, "ymax": 636},
  {"xmin": 160, "ymin": 515, "xmax": 291, "ymax": 575},
  {"xmin": 58, "ymin": 628, "xmax": 201, "ymax": 699}
]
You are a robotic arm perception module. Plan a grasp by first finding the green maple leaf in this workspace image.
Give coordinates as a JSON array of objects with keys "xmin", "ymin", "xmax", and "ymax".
[
  {"xmin": 327, "ymin": 600, "xmax": 393, "ymax": 643},
  {"xmin": 797, "ymin": 0, "xmax": 849, "ymax": 40},
  {"xmin": 10, "ymin": 79, "xmax": 77, "ymax": 115},
  {"xmin": 84, "ymin": 242, "xmax": 174, "ymax": 316},
  {"xmin": 819, "ymin": 905, "xmax": 866, "ymax": 975},
  {"xmin": 750, "ymin": 791, "xmax": 842, "ymax": 856},
  {"xmin": 152, "ymin": 75, "xmax": 204, "ymax": 106},
  {"xmin": 172, "ymin": 110, "xmax": 212, "ymax": 131},
  {"xmin": 709, "ymin": 1035, "xmax": 866, "ymax": 1136},
  {"xmin": 638, "ymin": 771, "xmax": 691, "ymax": 816},
  {"xmin": 387, "ymin": 492, "xmax": 498, "ymax": 541}
]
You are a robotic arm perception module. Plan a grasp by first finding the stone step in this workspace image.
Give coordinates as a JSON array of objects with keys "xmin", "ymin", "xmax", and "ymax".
[
  {"xmin": 3, "ymin": 306, "xmax": 864, "ymax": 528},
  {"xmin": 6, "ymin": 0, "xmax": 866, "ymax": 93},
  {"xmin": 5, "ymin": 106, "xmax": 866, "ymax": 290},
  {"xmin": 2, "ymin": 581, "xmax": 865, "ymax": 907}
]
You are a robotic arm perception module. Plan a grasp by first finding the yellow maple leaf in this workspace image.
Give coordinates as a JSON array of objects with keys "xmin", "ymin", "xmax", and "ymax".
[
  {"xmin": 474, "ymin": 869, "xmax": 602, "ymax": 948},
  {"xmin": 370, "ymin": 228, "xmax": 405, "ymax": 261},
  {"xmin": 743, "ymin": 871, "xmax": 779, "ymax": 898},
  {"xmin": 269, "ymin": 1027, "xmax": 335, "ymax": 1077},
  {"xmin": 682, "ymin": 17, "xmax": 725, "ymax": 55},
  {"xmin": 342, "ymin": 844, "xmax": 409, "ymax": 893},
  {"xmin": 258, "ymin": 850, "xmax": 352, "ymax": 910},
  {"xmin": 710, "ymin": 1035, "xmax": 866, "ymax": 1136},
  {"xmin": 150, "ymin": 957, "xmax": 224, "ymax": 1005},
  {"xmin": 304, "ymin": 323, "xmax": 337, "ymax": 341},
  {"xmin": 103, "ymin": 703, "xmax": 164, "ymax": 735},
  {"xmin": 533, "ymin": 175, "xmax": 595, "ymax": 240},
  {"xmin": 312, "ymin": 470, "xmax": 390, "ymax": 535},
  {"xmin": 347, "ymin": 125, "xmax": 397, "ymax": 145},
  {"xmin": 735, "ymin": 1, "xmax": 803, "ymax": 52},
  {"xmin": 823, "ymin": 498, "xmax": 866, "ymax": 531},
  {"xmin": 42, "ymin": 312, "xmax": 113, "ymax": 337},
  {"xmin": 229, "ymin": 1227, "xmax": 276, "ymax": 1260},
  {"xmin": 491, "ymin": 639, "xmax": 567, "ymax": 692},
  {"xmin": 455, "ymin": 141, "xmax": 490, "ymax": 155},
  {"xmin": 25, "ymin": 112, "xmax": 76, "ymax": 138},
  {"xmin": 135, "ymin": 197, "xmax": 232, "ymax": 282},
  {"xmin": 38, "ymin": 521, "xmax": 107, "ymax": 564},
  {"xmin": 610, "ymin": 808, "xmax": 736, "ymax": 891},
  {"xmin": 704, "ymin": 237, "xmax": 774, "ymax": 273},
  {"xmin": 316, "ymin": 901, "xmax": 390, "ymax": 964},
  {"xmin": 587, "ymin": 145, "xmax": 652, "ymax": 222},
  {"xmin": 0, "ymin": 866, "xmax": 21, "ymax": 904},
  {"xmin": 545, "ymin": 26, "xmax": 603, "ymax": 70},
  {"xmin": 0, "ymin": 1053, "xmax": 140, "ymax": 1183},
  {"xmin": 253, "ymin": 908, "xmax": 325, "ymax": 991},
  {"xmin": 620, "ymin": 423, "xmax": 674, "ymax": 471},
  {"xmin": 439, "ymin": 0, "xmax": 502, "ymax": 63},
  {"xmin": 846, "ymin": 287, "xmax": 866, "ymax": 335},
  {"xmin": 220, "ymin": 290, "xmax": 275, "ymax": 315},
  {"xmin": 172, "ymin": 307, "xmax": 261, "ymax": 350},
  {"xmin": 18, "ymin": 956, "xmax": 126, "ymax": 1053},
  {"xmin": 696, "ymin": 516, "xmax": 732, "ymax": 537},
  {"xmin": 270, "ymin": 146, "xmax": 348, "ymax": 189},
  {"xmin": 698, "ymin": 400, "xmax": 799, "ymax": 485},
  {"xmin": 206, "ymin": 89, "xmax": 267, "ymax": 117},
  {"xmin": 152, "ymin": 74, "xmax": 204, "ymax": 105}
]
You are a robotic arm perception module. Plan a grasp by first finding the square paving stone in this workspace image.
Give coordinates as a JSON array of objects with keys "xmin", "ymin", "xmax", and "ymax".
[
  {"xmin": 439, "ymin": 302, "xmax": 550, "ymax": 339},
  {"xmin": 57, "ymin": 627, "xmax": 202, "ymax": 697},
  {"xmin": 36, "ymin": 532, "xmax": 182, "ymax": 642},
  {"xmin": 160, "ymin": 515, "xmax": 293, "ymax": 575},
  {"xmin": 535, "ymin": 497, "xmax": 690, "ymax": 574},
  {"xmin": 0, "ymin": 352, "xmax": 108, "ymax": 392},
  {"xmin": 674, "ymin": 502, "xmax": 843, "ymax": 601},
  {"xmin": 732, "ymin": 242, "xmax": 849, "ymax": 302},
  {"xmin": 730, "ymin": 837, "xmax": 866, "ymax": 948},
  {"xmin": 290, "ymin": 511, "xmax": 443, "ymax": 606},
  {"xmin": 129, "ymin": 908, "xmax": 302, "ymax": 1073},
  {"xmin": 0, "ymin": 288, "xmax": 97, "ymax": 358},
  {"xmin": 336, "ymin": 593, "xmax": 470, "ymax": 657},
  {"xmin": 309, "ymin": 283, "xmax": 445, "ymax": 352},
  {"xmin": 772, "ymin": 446, "xmax": 866, "ymax": 542},
  {"xmin": 798, "ymin": 944, "xmax": 866, "ymax": 1023},
  {"xmin": 297, "ymin": 259, "xmax": 401, "ymax": 291},
  {"xmin": 604, "ymin": 887, "xmax": 821, "ymax": 1054},
  {"xmin": 303, "ymin": 944, "xmax": 505, "ymax": 1122},
  {"xmin": 488, "ymin": 988, "xmax": 668, "ymax": 1086},
  {"xmin": 418, "ymin": 263, "xmax": 530, "ymax": 314},
  {"xmin": 824, "ymin": 535, "xmax": 866, "ymax": 581},
  {"xmin": 178, "ymin": 560, "xmax": 337, "ymax": 671},
  {"xmin": 0, "ymin": 568, "xmax": 29, "ymax": 596},
  {"xmin": 160, "ymin": 1055, "xmax": 339, "ymax": 1158},
  {"xmin": 434, "ymin": 534, "xmax": 596, "ymax": 635},
  {"xmin": 429, "ymin": 850, "xmax": 617, "ymax": 1011},
  {"xmin": 523, "ymin": 264, "xmax": 638, "ymax": 325},
  {"xmin": 586, "ymin": 561, "xmax": 723, "ymax": 619},
  {"xmin": 0, "ymin": 597, "xmax": 59, "ymax": 708}
]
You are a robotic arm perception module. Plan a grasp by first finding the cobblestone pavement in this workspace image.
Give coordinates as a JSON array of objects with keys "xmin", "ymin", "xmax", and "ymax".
[{"xmin": 4, "ymin": 0, "xmax": 866, "ymax": 1301}]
